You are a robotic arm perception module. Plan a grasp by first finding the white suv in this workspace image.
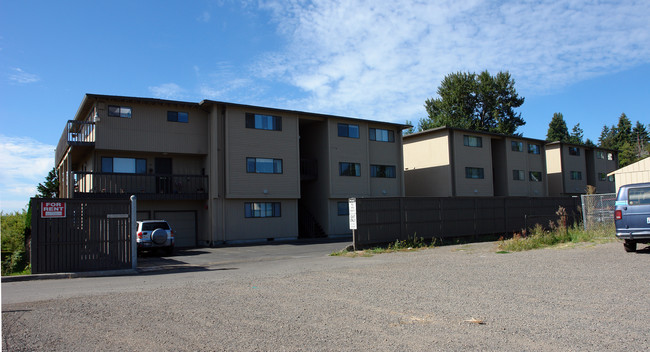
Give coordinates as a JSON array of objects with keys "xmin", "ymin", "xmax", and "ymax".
[{"xmin": 136, "ymin": 220, "xmax": 174, "ymax": 255}]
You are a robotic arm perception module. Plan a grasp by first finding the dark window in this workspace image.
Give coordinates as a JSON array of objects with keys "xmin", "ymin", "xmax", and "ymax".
[
  {"xmin": 463, "ymin": 135, "xmax": 482, "ymax": 147},
  {"xmin": 246, "ymin": 158, "xmax": 283, "ymax": 174},
  {"xmin": 596, "ymin": 151, "xmax": 605, "ymax": 159},
  {"xmin": 141, "ymin": 222, "xmax": 170, "ymax": 231},
  {"xmin": 337, "ymin": 202, "xmax": 349, "ymax": 216},
  {"xmin": 167, "ymin": 111, "xmax": 188, "ymax": 123},
  {"xmin": 608, "ymin": 175, "xmax": 614, "ymax": 182},
  {"xmin": 528, "ymin": 144, "xmax": 541, "ymax": 154},
  {"xmin": 108, "ymin": 105, "xmax": 132, "ymax": 118},
  {"xmin": 569, "ymin": 146, "xmax": 580, "ymax": 156},
  {"xmin": 369, "ymin": 128, "xmax": 394, "ymax": 142},
  {"xmin": 101, "ymin": 157, "xmax": 146, "ymax": 174},
  {"xmin": 244, "ymin": 202, "xmax": 281, "ymax": 218},
  {"xmin": 465, "ymin": 167, "xmax": 484, "ymax": 179},
  {"xmin": 511, "ymin": 141, "xmax": 523, "ymax": 152},
  {"xmin": 338, "ymin": 123, "xmax": 359, "ymax": 138},
  {"xmin": 529, "ymin": 171, "xmax": 542, "ymax": 182},
  {"xmin": 598, "ymin": 173, "xmax": 607, "ymax": 181},
  {"xmin": 370, "ymin": 165, "xmax": 396, "ymax": 178},
  {"xmin": 513, "ymin": 170, "xmax": 524, "ymax": 181},
  {"xmin": 339, "ymin": 162, "xmax": 361, "ymax": 176},
  {"xmin": 245, "ymin": 113, "xmax": 282, "ymax": 131},
  {"xmin": 570, "ymin": 171, "xmax": 582, "ymax": 180}
]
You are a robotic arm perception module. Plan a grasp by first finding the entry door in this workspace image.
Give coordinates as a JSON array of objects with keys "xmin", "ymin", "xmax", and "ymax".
[{"xmin": 155, "ymin": 158, "xmax": 172, "ymax": 194}]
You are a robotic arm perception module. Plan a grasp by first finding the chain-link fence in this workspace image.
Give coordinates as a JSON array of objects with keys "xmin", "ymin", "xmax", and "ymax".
[{"xmin": 581, "ymin": 193, "xmax": 616, "ymax": 230}]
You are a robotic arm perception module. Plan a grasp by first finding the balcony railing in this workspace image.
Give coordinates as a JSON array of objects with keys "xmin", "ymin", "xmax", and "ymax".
[
  {"xmin": 71, "ymin": 171, "xmax": 208, "ymax": 200},
  {"xmin": 56, "ymin": 120, "xmax": 96, "ymax": 165}
]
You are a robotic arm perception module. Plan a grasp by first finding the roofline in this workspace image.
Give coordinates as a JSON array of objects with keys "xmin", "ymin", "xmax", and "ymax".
[
  {"xmin": 403, "ymin": 126, "xmax": 547, "ymax": 144},
  {"xmin": 200, "ymin": 99, "xmax": 411, "ymax": 129},
  {"xmin": 74, "ymin": 93, "xmax": 202, "ymax": 121},
  {"xmin": 545, "ymin": 140, "xmax": 618, "ymax": 152}
]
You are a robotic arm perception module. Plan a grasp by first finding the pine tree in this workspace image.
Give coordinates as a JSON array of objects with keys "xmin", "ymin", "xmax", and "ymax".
[
  {"xmin": 546, "ymin": 112, "xmax": 569, "ymax": 142},
  {"xmin": 36, "ymin": 167, "xmax": 59, "ymax": 198}
]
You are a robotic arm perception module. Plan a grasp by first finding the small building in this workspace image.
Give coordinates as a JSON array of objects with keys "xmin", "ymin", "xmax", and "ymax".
[{"xmin": 608, "ymin": 157, "xmax": 650, "ymax": 193}]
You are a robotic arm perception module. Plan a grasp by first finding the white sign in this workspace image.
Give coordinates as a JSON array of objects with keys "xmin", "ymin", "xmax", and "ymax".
[
  {"xmin": 348, "ymin": 198, "xmax": 357, "ymax": 230},
  {"xmin": 41, "ymin": 201, "xmax": 66, "ymax": 218}
]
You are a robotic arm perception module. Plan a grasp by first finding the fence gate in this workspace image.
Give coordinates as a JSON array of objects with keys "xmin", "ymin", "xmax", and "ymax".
[
  {"xmin": 581, "ymin": 193, "xmax": 616, "ymax": 230},
  {"xmin": 31, "ymin": 198, "xmax": 134, "ymax": 274}
]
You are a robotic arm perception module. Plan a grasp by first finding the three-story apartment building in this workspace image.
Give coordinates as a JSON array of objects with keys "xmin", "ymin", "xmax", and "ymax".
[{"xmin": 55, "ymin": 94, "xmax": 406, "ymax": 246}]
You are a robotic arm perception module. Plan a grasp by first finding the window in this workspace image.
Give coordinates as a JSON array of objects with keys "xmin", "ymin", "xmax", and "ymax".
[
  {"xmin": 370, "ymin": 165, "xmax": 396, "ymax": 178},
  {"xmin": 628, "ymin": 187, "xmax": 650, "ymax": 205},
  {"xmin": 598, "ymin": 173, "xmax": 607, "ymax": 181},
  {"xmin": 596, "ymin": 151, "xmax": 605, "ymax": 159},
  {"xmin": 570, "ymin": 171, "xmax": 582, "ymax": 180},
  {"xmin": 463, "ymin": 135, "xmax": 482, "ymax": 147},
  {"xmin": 369, "ymin": 128, "xmax": 394, "ymax": 142},
  {"xmin": 101, "ymin": 157, "xmax": 146, "ymax": 174},
  {"xmin": 339, "ymin": 162, "xmax": 361, "ymax": 176},
  {"xmin": 337, "ymin": 202, "xmax": 349, "ymax": 216},
  {"xmin": 244, "ymin": 202, "xmax": 281, "ymax": 218},
  {"xmin": 607, "ymin": 153, "xmax": 613, "ymax": 161},
  {"xmin": 528, "ymin": 144, "xmax": 540, "ymax": 154},
  {"xmin": 511, "ymin": 141, "xmax": 523, "ymax": 152},
  {"xmin": 108, "ymin": 105, "xmax": 132, "ymax": 118},
  {"xmin": 513, "ymin": 170, "xmax": 525, "ymax": 181},
  {"xmin": 529, "ymin": 171, "xmax": 542, "ymax": 182},
  {"xmin": 338, "ymin": 123, "xmax": 359, "ymax": 138},
  {"xmin": 568, "ymin": 146, "xmax": 580, "ymax": 156},
  {"xmin": 167, "ymin": 111, "xmax": 188, "ymax": 123},
  {"xmin": 465, "ymin": 167, "xmax": 484, "ymax": 179},
  {"xmin": 246, "ymin": 158, "xmax": 282, "ymax": 174},
  {"xmin": 245, "ymin": 113, "xmax": 282, "ymax": 131},
  {"xmin": 608, "ymin": 175, "xmax": 614, "ymax": 182}
]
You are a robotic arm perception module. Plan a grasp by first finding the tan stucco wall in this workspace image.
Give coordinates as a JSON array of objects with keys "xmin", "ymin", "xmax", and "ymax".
[{"xmin": 403, "ymin": 130, "xmax": 452, "ymax": 196}]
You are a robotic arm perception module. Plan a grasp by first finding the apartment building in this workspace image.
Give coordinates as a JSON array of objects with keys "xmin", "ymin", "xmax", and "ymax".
[
  {"xmin": 545, "ymin": 142, "xmax": 618, "ymax": 195},
  {"xmin": 55, "ymin": 94, "xmax": 406, "ymax": 246},
  {"xmin": 403, "ymin": 127, "xmax": 547, "ymax": 197}
]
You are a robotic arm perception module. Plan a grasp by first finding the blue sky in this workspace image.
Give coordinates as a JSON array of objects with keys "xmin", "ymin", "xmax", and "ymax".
[{"xmin": 1, "ymin": 0, "xmax": 649, "ymax": 212}]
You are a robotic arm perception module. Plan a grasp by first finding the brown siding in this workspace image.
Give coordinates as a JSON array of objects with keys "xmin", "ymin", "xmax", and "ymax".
[
  {"xmin": 452, "ymin": 130, "xmax": 494, "ymax": 196},
  {"xmin": 224, "ymin": 199, "xmax": 298, "ymax": 240},
  {"xmin": 225, "ymin": 108, "xmax": 300, "ymax": 199},
  {"xmin": 329, "ymin": 119, "xmax": 370, "ymax": 198},
  {"xmin": 94, "ymin": 100, "xmax": 208, "ymax": 154}
]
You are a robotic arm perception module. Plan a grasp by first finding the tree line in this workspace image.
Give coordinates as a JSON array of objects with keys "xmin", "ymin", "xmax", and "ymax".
[{"xmin": 412, "ymin": 71, "xmax": 649, "ymax": 168}]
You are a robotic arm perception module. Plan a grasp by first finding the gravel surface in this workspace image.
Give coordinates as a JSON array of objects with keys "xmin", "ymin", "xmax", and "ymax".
[{"xmin": 2, "ymin": 241, "xmax": 649, "ymax": 351}]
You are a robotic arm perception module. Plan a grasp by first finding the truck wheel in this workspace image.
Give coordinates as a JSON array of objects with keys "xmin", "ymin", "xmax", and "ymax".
[{"xmin": 623, "ymin": 240, "xmax": 637, "ymax": 252}]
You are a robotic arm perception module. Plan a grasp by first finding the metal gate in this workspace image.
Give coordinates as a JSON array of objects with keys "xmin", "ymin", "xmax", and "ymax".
[
  {"xmin": 30, "ymin": 198, "xmax": 135, "ymax": 274},
  {"xmin": 581, "ymin": 193, "xmax": 616, "ymax": 230}
]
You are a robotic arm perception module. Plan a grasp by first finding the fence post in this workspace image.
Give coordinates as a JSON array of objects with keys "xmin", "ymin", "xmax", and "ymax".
[{"xmin": 130, "ymin": 195, "xmax": 137, "ymax": 270}]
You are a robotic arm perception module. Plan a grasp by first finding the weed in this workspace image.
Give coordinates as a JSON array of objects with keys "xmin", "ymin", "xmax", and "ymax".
[{"xmin": 498, "ymin": 219, "xmax": 615, "ymax": 252}]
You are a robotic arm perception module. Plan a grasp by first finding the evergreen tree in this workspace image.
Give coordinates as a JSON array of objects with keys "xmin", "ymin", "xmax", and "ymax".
[
  {"xmin": 618, "ymin": 141, "xmax": 637, "ymax": 167},
  {"xmin": 546, "ymin": 112, "xmax": 570, "ymax": 142},
  {"xmin": 613, "ymin": 113, "xmax": 633, "ymax": 149},
  {"xmin": 36, "ymin": 167, "xmax": 59, "ymax": 198},
  {"xmin": 598, "ymin": 125, "xmax": 616, "ymax": 149},
  {"xmin": 632, "ymin": 121, "xmax": 649, "ymax": 158},
  {"xmin": 569, "ymin": 123, "xmax": 584, "ymax": 144}
]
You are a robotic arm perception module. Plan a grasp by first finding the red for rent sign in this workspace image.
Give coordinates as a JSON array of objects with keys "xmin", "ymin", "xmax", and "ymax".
[{"xmin": 42, "ymin": 201, "xmax": 66, "ymax": 218}]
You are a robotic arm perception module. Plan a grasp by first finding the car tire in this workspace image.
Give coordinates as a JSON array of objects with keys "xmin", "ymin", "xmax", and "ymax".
[
  {"xmin": 151, "ymin": 228, "xmax": 168, "ymax": 245},
  {"xmin": 623, "ymin": 240, "xmax": 637, "ymax": 252}
]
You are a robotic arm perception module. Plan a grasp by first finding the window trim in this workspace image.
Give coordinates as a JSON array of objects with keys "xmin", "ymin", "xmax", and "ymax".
[
  {"xmin": 568, "ymin": 146, "xmax": 580, "ymax": 156},
  {"xmin": 338, "ymin": 123, "xmax": 360, "ymax": 138},
  {"xmin": 244, "ymin": 202, "xmax": 282, "ymax": 218},
  {"xmin": 528, "ymin": 143, "xmax": 540, "ymax": 154},
  {"xmin": 369, "ymin": 128, "xmax": 395, "ymax": 142},
  {"xmin": 246, "ymin": 157, "xmax": 283, "ymax": 174},
  {"xmin": 511, "ymin": 141, "xmax": 523, "ymax": 152},
  {"xmin": 108, "ymin": 105, "xmax": 132, "ymax": 118},
  {"xmin": 167, "ymin": 111, "xmax": 189, "ymax": 123},
  {"xmin": 339, "ymin": 162, "xmax": 361, "ymax": 177},
  {"xmin": 463, "ymin": 135, "xmax": 482, "ymax": 148},
  {"xmin": 245, "ymin": 113, "xmax": 282, "ymax": 131},
  {"xmin": 101, "ymin": 157, "xmax": 146, "ymax": 174},
  {"xmin": 370, "ymin": 165, "xmax": 396, "ymax": 178}
]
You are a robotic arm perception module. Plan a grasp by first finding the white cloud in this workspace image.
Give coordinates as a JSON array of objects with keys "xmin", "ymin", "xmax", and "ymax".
[
  {"xmin": 197, "ymin": 11, "xmax": 211, "ymax": 22},
  {"xmin": 8, "ymin": 67, "xmax": 40, "ymax": 84},
  {"xmin": 148, "ymin": 83, "xmax": 185, "ymax": 99},
  {"xmin": 256, "ymin": 0, "xmax": 650, "ymax": 123},
  {"xmin": 0, "ymin": 135, "xmax": 55, "ymax": 213}
]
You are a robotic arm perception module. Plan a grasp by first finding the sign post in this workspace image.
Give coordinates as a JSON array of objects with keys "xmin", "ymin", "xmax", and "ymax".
[{"xmin": 349, "ymin": 198, "xmax": 357, "ymax": 251}]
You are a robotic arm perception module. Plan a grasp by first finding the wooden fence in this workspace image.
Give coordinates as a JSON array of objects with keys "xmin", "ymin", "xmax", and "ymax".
[
  {"xmin": 30, "ymin": 198, "xmax": 134, "ymax": 274},
  {"xmin": 353, "ymin": 197, "xmax": 581, "ymax": 248}
]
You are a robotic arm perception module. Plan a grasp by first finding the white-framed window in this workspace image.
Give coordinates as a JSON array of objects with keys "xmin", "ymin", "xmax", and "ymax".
[
  {"xmin": 463, "ymin": 135, "xmax": 482, "ymax": 147},
  {"xmin": 244, "ymin": 202, "xmax": 281, "ymax": 218},
  {"xmin": 108, "ymin": 105, "xmax": 132, "ymax": 118},
  {"xmin": 246, "ymin": 158, "xmax": 283, "ymax": 174},
  {"xmin": 246, "ymin": 113, "xmax": 281, "ymax": 131}
]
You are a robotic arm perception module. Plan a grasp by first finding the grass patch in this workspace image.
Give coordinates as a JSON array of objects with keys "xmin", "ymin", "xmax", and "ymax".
[
  {"xmin": 330, "ymin": 235, "xmax": 436, "ymax": 257},
  {"xmin": 498, "ymin": 222, "xmax": 615, "ymax": 252}
]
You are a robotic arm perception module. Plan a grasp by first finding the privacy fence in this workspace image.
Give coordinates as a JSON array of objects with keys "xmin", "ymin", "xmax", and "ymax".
[
  {"xmin": 353, "ymin": 197, "xmax": 581, "ymax": 248},
  {"xmin": 30, "ymin": 198, "xmax": 136, "ymax": 274}
]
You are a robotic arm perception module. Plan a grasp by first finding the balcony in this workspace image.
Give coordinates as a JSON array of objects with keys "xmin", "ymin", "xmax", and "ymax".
[
  {"xmin": 56, "ymin": 120, "xmax": 96, "ymax": 165},
  {"xmin": 71, "ymin": 171, "xmax": 208, "ymax": 200}
]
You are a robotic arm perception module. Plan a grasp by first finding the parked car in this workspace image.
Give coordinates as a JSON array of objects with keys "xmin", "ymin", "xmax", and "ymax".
[
  {"xmin": 136, "ymin": 220, "xmax": 174, "ymax": 255},
  {"xmin": 614, "ymin": 182, "xmax": 650, "ymax": 252}
]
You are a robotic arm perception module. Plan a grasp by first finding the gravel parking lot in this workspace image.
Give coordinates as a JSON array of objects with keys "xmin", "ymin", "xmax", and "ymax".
[{"xmin": 2, "ymin": 241, "xmax": 649, "ymax": 351}]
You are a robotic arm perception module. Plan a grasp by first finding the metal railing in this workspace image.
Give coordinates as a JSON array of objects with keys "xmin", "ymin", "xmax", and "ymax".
[
  {"xmin": 72, "ymin": 171, "xmax": 208, "ymax": 200},
  {"xmin": 56, "ymin": 120, "xmax": 96, "ymax": 164}
]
